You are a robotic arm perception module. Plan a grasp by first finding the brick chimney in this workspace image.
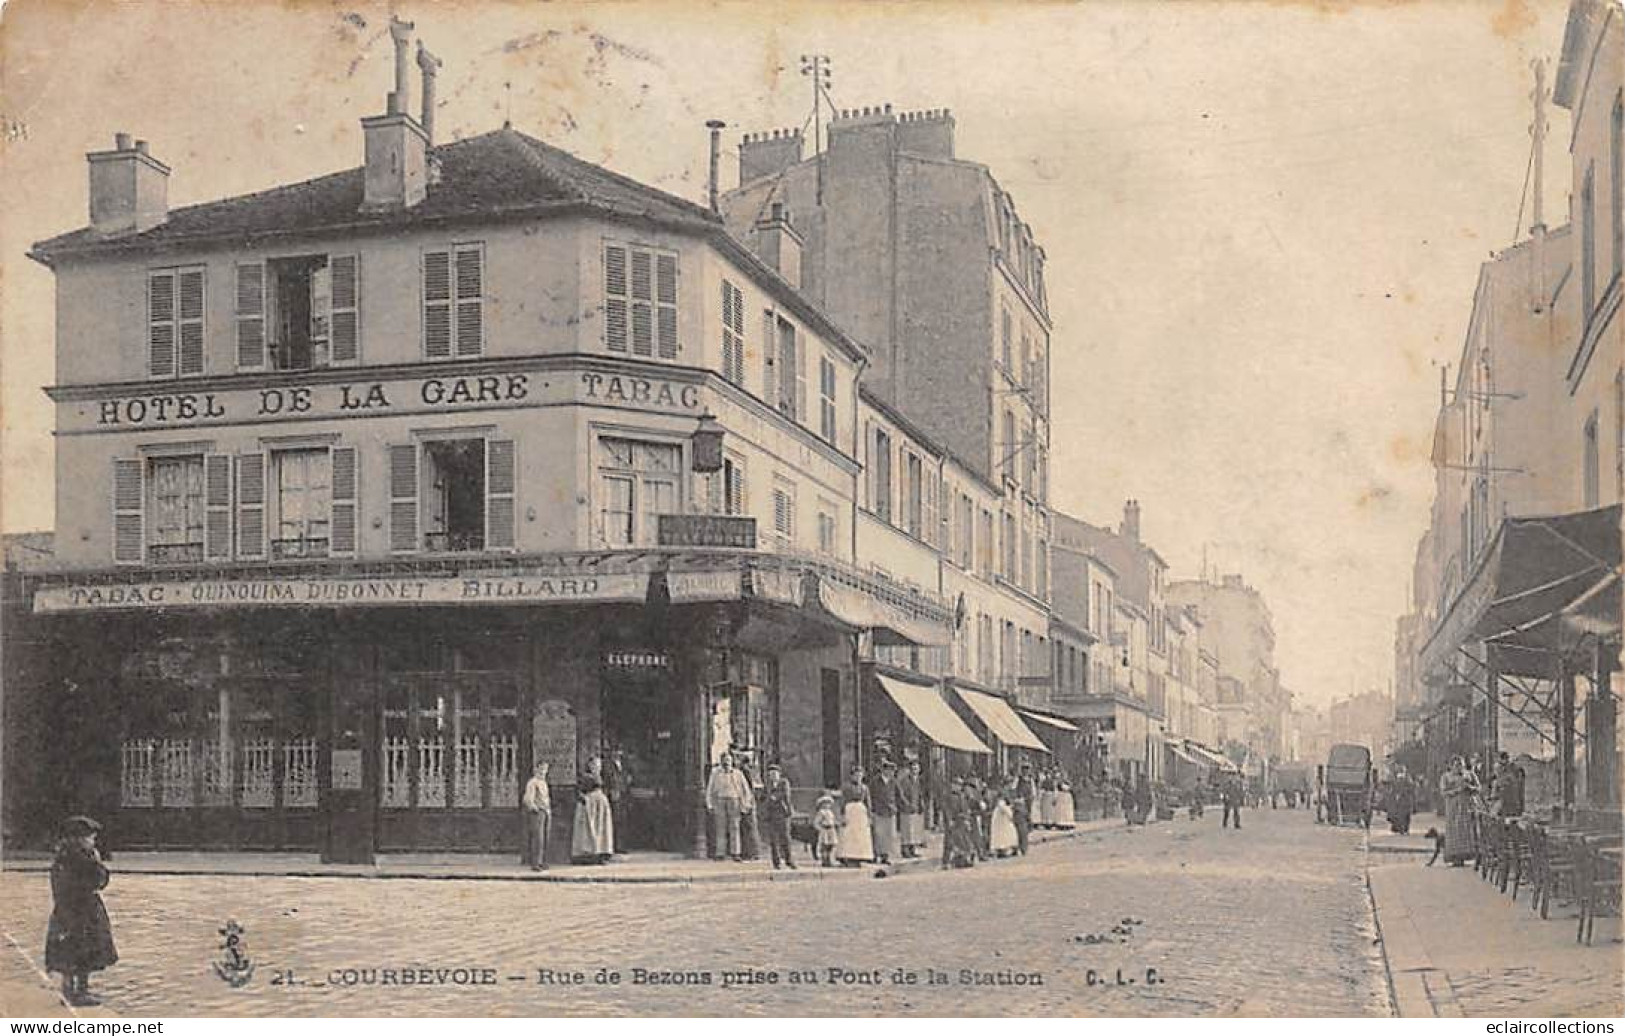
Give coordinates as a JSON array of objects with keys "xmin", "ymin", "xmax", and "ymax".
[
  {"xmin": 87, "ymin": 132, "xmax": 169, "ymax": 236},
  {"xmin": 361, "ymin": 16, "xmax": 428, "ymax": 211},
  {"xmin": 896, "ymin": 108, "xmax": 955, "ymax": 160},
  {"xmin": 738, "ymin": 128, "xmax": 804, "ymax": 186},
  {"xmin": 751, "ymin": 202, "xmax": 803, "ymax": 289},
  {"xmin": 1120, "ymin": 499, "xmax": 1141, "ymax": 541}
]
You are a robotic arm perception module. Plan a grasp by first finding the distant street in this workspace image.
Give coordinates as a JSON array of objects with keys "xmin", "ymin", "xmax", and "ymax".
[{"xmin": 1, "ymin": 808, "xmax": 1390, "ymax": 1016}]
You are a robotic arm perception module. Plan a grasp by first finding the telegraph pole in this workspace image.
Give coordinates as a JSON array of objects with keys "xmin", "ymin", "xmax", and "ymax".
[
  {"xmin": 800, "ymin": 54, "xmax": 831, "ymax": 203},
  {"xmin": 1531, "ymin": 58, "xmax": 1550, "ymax": 313}
]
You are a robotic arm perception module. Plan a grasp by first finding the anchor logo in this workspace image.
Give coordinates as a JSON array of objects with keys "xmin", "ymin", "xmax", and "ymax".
[{"xmin": 212, "ymin": 920, "xmax": 256, "ymax": 988}]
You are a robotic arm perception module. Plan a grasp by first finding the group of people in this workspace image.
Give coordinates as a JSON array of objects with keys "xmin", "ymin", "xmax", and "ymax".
[
  {"xmin": 1437, "ymin": 752, "xmax": 1526, "ymax": 867},
  {"xmin": 703, "ymin": 752, "xmax": 804, "ymax": 867},
  {"xmin": 937, "ymin": 764, "xmax": 1075, "ymax": 869},
  {"xmin": 520, "ymin": 751, "xmax": 630, "ymax": 869}
]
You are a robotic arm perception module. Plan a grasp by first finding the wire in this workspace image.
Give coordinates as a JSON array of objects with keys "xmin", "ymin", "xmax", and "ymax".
[{"xmin": 1513, "ymin": 127, "xmax": 1536, "ymax": 242}]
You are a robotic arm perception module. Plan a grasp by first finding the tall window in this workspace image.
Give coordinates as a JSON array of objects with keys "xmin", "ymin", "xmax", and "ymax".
[
  {"xmin": 979, "ymin": 508, "xmax": 994, "ymax": 578},
  {"xmin": 958, "ymin": 493, "xmax": 974, "ymax": 568},
  {"xmin": 1000, "ymin": 307, "xmax": 1013, "ymax": 371},
  {"xmin": 818, "ymin": 357, "xmax": 837, "ymax": 443},
  {"xmin": 709, "ymin": 454, "xmax": 746, "ymax": 516},
  {"xmin": 597, "ymin": 438, "xmax": 682, "ymax": 547},
  {"xmin": 1583, "ymin": 166, "xmax": 1597, "ymax": 319},
  {"xmin": 148, "ymin": 455, "xmax": 206, "ymax": 563},
  {"xmin": 1003, "ymin": 511, "xmax": 1017, "ymax": 579},
  {"xmin": 237, "ymin": 255, "xmax": 359, "ymax": 371},
  {"xmin": 604, "ymin": 243, "xmax": 678, "ymax": 358},
  {"xmin": 776, "ymin": 318, "xmax": 803, "ymax": 421},
  {"xmin": 904, "ymin": 453, "xmax": 923, "ymax": 536},
  {"xmin": 721, "ymin": 279, "xmax": 745, "ymax": 385},
  {"xmin": 817, "ymin": 500, "xmax": 838, "ymax": 556},
  {"xmin": 872, "ymin": 427, "xmax": 893, "ymax": 520},
  {"xmin": 148, "ymin": 267, "xmax": 205, "ymax": 379},
  {"xmin": 771, "ymin": 478, "xmax": 797, "ymax": 545},
  {"xmin": 1584, "ymin": 411, "xmax": 1600, "ymax": 508},
  {"xmin": 1036, "ymin": 537, "xmax": 1048, "ymax": 600},
  {"xmin": 423, "ymin": 244, "xmax": 484, "ymax": 359},
  {"xmin": 272, "ymin": 449, "xmax": 332, "ymax": 560},
  {"xmin": 388, "ymin": 438, "xmax": 514, "ymax": 554}
]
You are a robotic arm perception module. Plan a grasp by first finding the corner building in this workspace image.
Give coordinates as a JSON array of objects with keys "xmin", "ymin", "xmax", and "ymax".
[{"xmin": 12, "ymin": 54, "xmax": 957, "ymax": 861}]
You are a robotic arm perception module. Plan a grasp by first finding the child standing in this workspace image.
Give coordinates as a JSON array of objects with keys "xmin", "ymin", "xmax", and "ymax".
[
  {"xmin": 813, "ymin": 793, "xmax": 840, "ymax": 867},
  {"xmin": 45, "ymin": 816, "xmax": 117, "ymax": 1007}
]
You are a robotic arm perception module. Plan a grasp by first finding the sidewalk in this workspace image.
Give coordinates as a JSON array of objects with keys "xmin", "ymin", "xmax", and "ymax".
[
  {"xmin": 2, "ymin": 817, "xmax": 1117, "ymax": 885},
  {"xmin": 1369, "ymin": 813, "xmax": 1623, "ymax": 1018}
]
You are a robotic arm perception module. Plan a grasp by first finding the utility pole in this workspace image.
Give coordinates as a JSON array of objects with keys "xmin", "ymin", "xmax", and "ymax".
[
  {"xmin": 1531, "ymin": 58, "xmax": 1550, "ymax": 313},
  {"xmin": 800, "ymin": 54, "xmax": 831, "ymax": 204}
]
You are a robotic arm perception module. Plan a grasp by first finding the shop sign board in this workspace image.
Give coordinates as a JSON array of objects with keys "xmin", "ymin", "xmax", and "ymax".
[
  {"xmin": 330, "ymin": 749, "xmax": 364, "ymax": 790},
  {"xmin": 532, "ymin": 701, "xmax": 578, "ymax": 778},
  {"xmin": 34, "ymin": 571, "xmax": 650, "ymax": 614},
  {"xmin": 656, "ymin": 514, "xmax": 756, "ymax": 549}
]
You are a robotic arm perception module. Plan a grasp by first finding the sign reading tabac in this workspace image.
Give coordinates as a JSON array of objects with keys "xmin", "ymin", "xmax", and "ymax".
[{"xmin": 33, "ymin": 571, "xmax": 651, "ymax": 614}]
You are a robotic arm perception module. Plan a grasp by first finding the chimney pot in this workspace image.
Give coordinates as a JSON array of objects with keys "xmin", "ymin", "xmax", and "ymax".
[
  {"xmin": 134, "ymin": 139, "xmax": 148, "ymax": 155},
  {"xmin": 114, "ymin": 132, "xmax": 132, "ymax": 150}
]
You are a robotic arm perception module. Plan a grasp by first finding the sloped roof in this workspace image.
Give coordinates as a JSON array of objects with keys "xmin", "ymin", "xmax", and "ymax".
[{"xmin": 31, "ymin": 127, "xmax": 720, "ymax": 261}]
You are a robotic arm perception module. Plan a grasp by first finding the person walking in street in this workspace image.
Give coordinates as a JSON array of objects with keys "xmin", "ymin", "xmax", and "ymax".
[
  {"xmin": 1385, "ymin": 768, "xmax": 1416, "ymax": 835},
  {"xmin": 705, "ymin": 752, "xmax": 752, "ymax": 861},
  {"xmin": 1439, "ymin": 756, "xmax": 1479, "ymax": 866},
  {"xmin": 969, "ymin": 776, "xmax": 992, "ymax": 859},
  {"xmin": 869, "ymin": 759, "xmax": 902, "ymax": 865},
  {"xmin": 989, "ymin": 787, "xmax": 1019, "ymax": 857},
  {"xmin": 603, "ymin": 749, "xmax": 631, "ymax": 854},
  {"xmin": 813, "ymin": 792, "xmax": 840, "ymax": 867},
  {"xmin": 940, "ymin": 777, "xmax": 975, "ymax": 870},
  {"xmin": 571, "ymin": 755, "xmax": 614, "ymax": 865},
  {"xmin": 45, "ymin": 816, "xmax": 117, "ymax": 1007},
  {"xmin": 897, "ymin": 758, "xmax": 926, "ymax": 858},
  {"xmin": 1314, "ymin": 765, "xmax": 1327, "ymax": 824},
  {"xmin": 837, "ymin": 764, "xmax": 875, "ymax": 866},
  {"xmin": 1054, "ymin": 770, "xmax": 1076, "ymax": 829},
  {"xmin": 1220, "ymin": 770, "xmax": 1244, "ymax": 830},
  {"xmin": 521, "ymin": 761, "xmax": 552, "ymax": 870},
  {"xmin": 760, "ymin": 762, "xmax": 796, "ymax": 870}
]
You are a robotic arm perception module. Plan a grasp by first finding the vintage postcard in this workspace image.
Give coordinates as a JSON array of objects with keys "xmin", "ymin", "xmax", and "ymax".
[{"xmin": 0, "ymin": 0, "xmax": 1621, "ymax": 1022}]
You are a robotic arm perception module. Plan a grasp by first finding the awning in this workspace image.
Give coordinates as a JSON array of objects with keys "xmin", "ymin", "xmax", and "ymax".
[
  {"xmin": 818, "ymin": 578, "xmax": 954, "ymax": 647},
  {"xmin": 1186, "ymin": 742, "xmax": 1236, "ymax": 771},
  {"xmin": 1020, "ymin": 710, "xmax": 1080, "ymax": 733},
  {"xmin": 1421, "ymin": 504, "xmax": 1622, "ymax": 680},
  {"xmin": 1165, "ymin": 739, "xmax": 1199, "ymax": 767},
  {"xmin": 877, "ymin": 676, "xmax": 990, "ymax": 755},
  {"xmin": 957, "ymin": 688, "xmax": 1050, "ymax": 752}
]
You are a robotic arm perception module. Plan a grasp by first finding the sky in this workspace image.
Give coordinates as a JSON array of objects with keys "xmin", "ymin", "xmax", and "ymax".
[{"xmin": 0, "ymin": 0, "xmax": 1573, "ymax": 709}]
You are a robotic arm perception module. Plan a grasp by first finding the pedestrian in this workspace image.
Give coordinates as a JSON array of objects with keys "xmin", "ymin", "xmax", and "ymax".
[
  {"xmin": 1054, "ymin": 771, "xmax": 1076, "ymax": 829},
  {"xmin": 1385, "ymin": 768, "xmax": 1415, "ymax": 835},
  {"xmin": 836, "ymin": 764, "xmax": 874, "ymax": 866},
  {"xmin": 1220, "ymin": 770, "xmax": 1244, "ymax": 830},
  {"xmin": 940, "ymin": 777, "xmax": 974, "ymax": 870},
  {"xmin": 813, "ymin": 792, "xmax": 840, "ymax": 867},
  {"xmin": 45, "ymin": 816, "xmax": 117, "ymax": 1007},
  {"xmin": 759, "ymin": 762, "xmax": 796, "ymax": 870},
  {"xmin": 1494, "ymin": 753, "xmax": 1526, "ymax": 818},
  {"xmin": 739, "ymin": 761, "xmax": 762, "ymax": 861},
  {"xmin": 869, "ymin": 759, "xmax": 901, "ymax": 865},
  {"xmin": 705, "ymin": 752, "xmax": 751, "ymax": 861},
  {"xmin": 989, "ymin": 788, "xmax": 1019, "ymax": 857},
  {"xmin": 603, "ymin": 748, "xmax": 631, "ymax": 854},
  {"xmin": 1013, "ymin": 766, "xmax": 1037, "ymax": 855},
  {"xmin": 1314, "ymin": 765, "xmax": 1327, "ymax": 824},
  {"xmin": 521, "ymin": 760, "xmax": 552, "ymax": 870},
  {"xmin": 1438, "ymin": 756, "xmax": 1477, "ymax": 867},
  {"xmin": 969, "ymin": 776, "xmax": 992, "ymax": 858},
  {"xmin": 571, "ymin": 755, "xmax": 614, "ymax": 864},
  {"xmin": 897, "ymin": 758, "xmax": 926, "ymax": 858}
]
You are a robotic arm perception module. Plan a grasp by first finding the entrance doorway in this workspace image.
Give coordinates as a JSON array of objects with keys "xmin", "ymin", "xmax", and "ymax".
[{"xmin": 600, "ymin": 671, "xmax": 686, "ymax": 852}]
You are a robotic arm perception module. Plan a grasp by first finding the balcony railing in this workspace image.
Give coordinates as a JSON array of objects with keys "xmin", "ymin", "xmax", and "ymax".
[
  {"xmin": 424, "ymin": 531, "xmax": 485, "ymax": 553},
  {"xmin": 148, "ymin": 542, "xmax": 204, "ymax": 564},
  {"xmin": 271, "ymin": 537, "xmax": 330, "ymax": 561}
]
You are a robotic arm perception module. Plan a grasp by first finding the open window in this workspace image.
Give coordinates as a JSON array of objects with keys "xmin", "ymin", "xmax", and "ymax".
[
  {"xmin": 423, "ymin": 439, "xmax": 486, "ymax": 553},
  {"xmin": 388, "ymin": 437, "xmax": 515, "ymax": 554},
  {"xmin": 236, "ymin": 255, "xmax": 359, "ymax": 371}
]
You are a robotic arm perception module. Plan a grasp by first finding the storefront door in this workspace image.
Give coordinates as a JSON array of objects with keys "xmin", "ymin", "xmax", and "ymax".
[{"xmin": 600, "ymin": 671, "xmax": 686, "ymax": 851}]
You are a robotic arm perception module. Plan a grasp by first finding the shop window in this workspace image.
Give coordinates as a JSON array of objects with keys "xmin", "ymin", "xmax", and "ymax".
[
  {"xmin": 382, "ymin": 677, "xmax": 520, "ymax": 812},
  {"xmin": 596, "ymin": 437, "xmax": 682, "ymax": 547}
]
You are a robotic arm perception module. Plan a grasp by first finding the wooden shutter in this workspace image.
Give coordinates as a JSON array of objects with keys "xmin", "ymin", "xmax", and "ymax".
[
  {"xmin": 148, "ymin": 272, "xmax": 176, "ymax": 378},
  {"xmin": 204, "ymin": 454, "xmax": 232, "ymax": 560},
  {"xmin": 604, "ymin": 245, "xmax": 628, "ymax": 352},
  {"xmin": 923, "ymin": 467, "xmax": 938, "ymax": 549},
  {"xmin": 655, "ymin": 253, "xmax": 678, "ymax": 358},
  {"xmin": 453, "ymin": 244, "xmax": 483, "ymax": 357},
  {"xmin": 235, "ymin": 263, "xmax": 266, "ymax": 369},
  {"xmin": 630, "ymin": 250, "xmax": 653, "ymax": 356},
  {"xmin": 761, "ymin": 310, "xmax": 776, "ymax": 404},
  {"xmin": 329, "ymin": 255, "xmax": 360, "ymax": 365},
  {"xmin": 486, "ymin": 438, "xmax": 515, "ymax": 551},
  {"xmin": 235, "ymin": 453, "xmax": 265, "ymax": 559},
  {"xmin": 389, "ymin": 444, "xmax": 419, "ymax": 553},
  {"xmin": 791, "ymin": 327, "xmax": 806, "ymax": 423},
  {"xmin": 112, "ymin": 458, "xmax": 144, "ymax": 564},
  {"xmin": 330, "ymin": 446, "xmax": 358, "ymax": 556},
  {"xmin": 177, "ymin": 268, "xmax": 205, "ymax": 376},
  {"xmin": 722, "ymin": 280, "xmax": 744, "ymax": 385},
  {"xmin": 423, "ymin": 250, "xmax": 452, "ymax": 359}
]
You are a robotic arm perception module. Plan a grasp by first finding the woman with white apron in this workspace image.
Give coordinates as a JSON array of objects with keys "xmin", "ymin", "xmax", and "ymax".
[{"xmin": 836, "ymin": 765, "xmax": 874, "ymax": 866}]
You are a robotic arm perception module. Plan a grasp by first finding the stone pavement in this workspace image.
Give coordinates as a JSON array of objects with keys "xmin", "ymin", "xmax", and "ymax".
[
  {"xmin": 1368, "ymin": 813, "xmax": 1623, "ymax": 1018},
  {"xmin": 0, "ymin": 805, "xmax": 1387, "ymax": 1017}
]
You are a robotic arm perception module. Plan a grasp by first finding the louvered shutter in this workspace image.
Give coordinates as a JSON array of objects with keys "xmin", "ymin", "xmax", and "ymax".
[
  {"xmin": 792, "ymin": 329, "xmax": 806, "ymax": 424},
  {"xmin": 923, "ymin": 468, "xmax": 938, "ymax": 550},
  {"xmin": 454, "ymin": 244, "xmax": 483, "ymax": 357},
  {"xmin": 330, "ymin": 446, "xmax": 358, "ymax": 556},
  {"xmin": 655, "ymin": 253, "xmax": 678, "ymax": 358},
  {"xmin": 389, "ymin": 444, "xmax": 419, "ymax": 553},
  {"xmin": 762, "ymin": 310, "xmax": 776, "ymax": 405},
  {"xmin": 177, "ymin": 269, "xmax": 205, "ymax": 376},
  {"xmin": 630, "ymin": 250, "xmax": 653, "ymax": 356},
  {"xmin": 330, "ymin": 255, "xmax": 360, "ymax": 365},
  {"xmin": 204, "ymin": 454, "xmax": 233, "ymax": 560},
  {"xmin": 485, "ymin": 439, "xmax": 515, "ymax": 551},
  {"xmin": 604, "ymin": 245, "xmax": 628, "ymax": 352},
  {"xmin": 112, "ymin": 458, "xmax": 144, "ymax": 564},
  {"xmin": 726, "ymin": 458, "xmax": 744, "ymax": 516},
  {"xmin": 235, "ymin": 454, "xmax": 265, "ymax": 559},
  {"xmin": 148, "ymin": 272, "xmax": 176, "ymax": 377},
  {"xmin": 235, "ymin": 263, "xmax": 266, "ymax": 369},
  {"xmin": 423, "ymin": 250, "xmax": 452, "ymax": 359},
  {"xmin": 721, "ymin": 280, "xmax": 745, "ymax": 385}
]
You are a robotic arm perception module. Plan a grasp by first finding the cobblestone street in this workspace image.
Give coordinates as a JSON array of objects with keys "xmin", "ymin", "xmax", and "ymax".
[{"xmin": 1, "ymin": 807, "xmax": 1390, "ymax": 1016}]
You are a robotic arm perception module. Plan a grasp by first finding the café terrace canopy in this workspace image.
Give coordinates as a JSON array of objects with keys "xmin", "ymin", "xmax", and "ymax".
[
  {"xmin": 957, "ymin": 688, "xmax": 1050, "ymax": 752},
  {"xmin": 1420, "ymin": 504, "xmax": 1622, "ymax": 681},
  {"xmin": 876, "ymin": 675, "xmax": 990, "ymax": 755}
]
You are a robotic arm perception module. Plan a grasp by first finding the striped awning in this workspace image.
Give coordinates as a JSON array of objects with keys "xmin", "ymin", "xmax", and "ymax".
[
  {"xmin": 957, "ymin": 688, "xmax": 1049, "ymax": 752},
  {"xmin": 878, "ymin": 676, "xmax": 990, "ymax": 755}
]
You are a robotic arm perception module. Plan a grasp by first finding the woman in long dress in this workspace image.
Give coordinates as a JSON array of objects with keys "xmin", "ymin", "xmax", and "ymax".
[
  {"xmin": 989, "ymin": 791, "xmax": 1020, "ymax": 857},
  {"xmin": 1439, "ymin": 757, "xmax": 1476, "ymax": 867},
  {"xmin": 1035, "ymin": 770, "xmax": 1056, "ymax": 829},
  {"xmin": 571, "ymin": 755, "xmax": 615, "ymax": 865},
  {"xmin": 1055, "ymin": 774, "xmax": 1076, "ymax": 828},
  {"xmin": 836, "ymin": 765, "xmax": 874, "ymax": 866}
]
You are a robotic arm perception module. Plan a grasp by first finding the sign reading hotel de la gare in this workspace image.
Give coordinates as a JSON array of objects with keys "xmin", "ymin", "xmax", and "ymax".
[{"xmin": 62, "ymin": 364, "xmax": 704, "ymax": 432}]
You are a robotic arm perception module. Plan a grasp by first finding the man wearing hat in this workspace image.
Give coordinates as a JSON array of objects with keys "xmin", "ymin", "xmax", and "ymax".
[
  {"xmin": 759, "ymin": 762, "xmax": 797, "ymax": 869},
  {"xmin": 46, "ymin": 816, "xmax": 118, "ymax": 1006},
  {"xmin": 869, "ymin": 759, "xmax": 902, "ymax": 865}
]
